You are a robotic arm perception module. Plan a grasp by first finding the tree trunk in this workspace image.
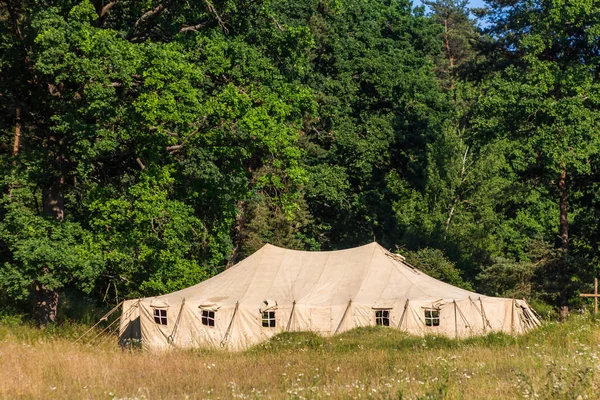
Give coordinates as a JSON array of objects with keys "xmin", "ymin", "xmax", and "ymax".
[
  {"xmin": 444, "ymin": 145, "xmax": 469, "ymax": 239},
  {"xmin": 8, "ymin": 107, "xmax": 20, "ymax": 199},
  {"xmin": 13, "ymin": 107, "xmax": 20, "ymax": 156},
  {"xmin": 558, "ymin": 166, "xmax": 568, "ymax": 251},
  {"xmin": 227, "ymin": 200, "xmax": 246, "ymax": 268},
  {"xmin": 42, "ymin": 178, "xmax": 64, "ymax": 221},
  {"xmin": 33, "ymin": 278, "xmax": 60, "ymax": 326},
  {"xmin": 34, "ymin": 177, "xmax": 65, "ymax": 325},
  {"xmin": 444, "ymin": 18, "xmax": 455, "ymax": 69}
]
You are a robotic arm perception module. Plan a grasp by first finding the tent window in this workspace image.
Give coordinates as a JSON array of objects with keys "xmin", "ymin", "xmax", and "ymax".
[
  {"xmin": 375, "ymin": 310, "xmax": 390, "ymax": 326},
  {"xmin": 262, "ymin": 311, "xmax": 276, "ymax": 328},
  {"xmin": 201, "ymin": 310, "xmax": 215, "ymax": 327},
  {"xmin": 154, "ymin": 309, "xmax": 167, "ymax": 325},
  {"xmin": 424, "ymin": 309, "xmax": 440, "ymax": 327}
]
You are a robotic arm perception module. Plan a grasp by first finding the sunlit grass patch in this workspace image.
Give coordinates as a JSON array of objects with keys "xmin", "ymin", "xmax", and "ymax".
[{"xmin": 1, "ymin": 314, "xmax": 600, "ymax": 399}]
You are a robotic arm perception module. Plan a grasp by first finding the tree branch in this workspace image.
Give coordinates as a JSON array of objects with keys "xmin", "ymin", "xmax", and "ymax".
[
  {"xmin": 100, "ymin": 0, "xmax": 118, "ymax": 17},
  {"xmin": 136, "ymin": 157, "xmax": 146, "ymax": 170},
  {"xmin": 179, "ymin": 22, "xmax": 207, "ymax": 33},
  {"xmin": 4, "ymin": 0, "xmax": 24, "ymax": 41},
  {"xmin": 203, "ymin": 0, "xmax": 228, "ymax": 33},
  {"xmin": 272, "ymin": 17, "xmax": 285, "ymax": 31},
  {"xmin": 166, "ymin": 128, "xmax": 201, "ymax": 153},
  {"xmin": 126, "ymin": 3, "xmax": 167, "ymax": 40}
]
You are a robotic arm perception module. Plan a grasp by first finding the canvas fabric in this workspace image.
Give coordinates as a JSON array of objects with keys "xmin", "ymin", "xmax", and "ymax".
[{"xmin": 119, "ymin": 242, "xmax": 541, "ymax": 351}]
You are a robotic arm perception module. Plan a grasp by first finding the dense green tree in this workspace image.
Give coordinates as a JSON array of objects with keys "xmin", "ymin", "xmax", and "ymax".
[
  {"xmin": 401, "ymin": 247, "xmax": 473, "ymax": 290},
  {"xmin": 466, "ymin": 0, "xmax": 600, "ymax": 306},
  {"xmin": 478, "ymin": 0, "xmax": 600, "ymax": 252},
  {"xmin": 272, "ymin": 0, "xmax": 446, "ymax": 249},
  {"xmin": 2, "ymin": 0, "xmax": 600, "ymax": 322},
  {"xmin": 0, "ymin": 0, "xmax": 143, "ymax": 322},
  {"xmin": 0, "ymin": 0, "xmax": 315, "ymax": 321},
  {"xmin": 423, "ymin": 0, "xmax": 479, "ymax": 88}
]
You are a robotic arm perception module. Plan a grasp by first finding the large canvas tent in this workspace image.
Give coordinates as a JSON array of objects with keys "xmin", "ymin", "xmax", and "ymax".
[{"xmin": 119, "ymin": 242, "xmax": 540, "ymax": 351}]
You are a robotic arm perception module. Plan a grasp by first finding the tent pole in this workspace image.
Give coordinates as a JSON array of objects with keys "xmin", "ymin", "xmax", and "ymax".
[
  {"xmin": 220, "ymin": 301, "xmax": 239, "ymax": 347},
  {"xmin": 334, "ymin": 299, "xmax": 352, "ymax": 334},
  {"xmin": 453, "ymin": 300, "xmax": 458, "ymax": 339},
  {"xmin": 286, "ymin": 300, "xmax": 296, "ymax": 332},
  {"xmin": 397, "ymin": 299, "xmax": 409, "ymax": 330}
]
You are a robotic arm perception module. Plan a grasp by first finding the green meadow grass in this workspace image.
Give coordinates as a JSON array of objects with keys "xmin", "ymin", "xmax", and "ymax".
[{"xmin": 1, "ymin": 314, "xmax": 599, "ymax": 399}]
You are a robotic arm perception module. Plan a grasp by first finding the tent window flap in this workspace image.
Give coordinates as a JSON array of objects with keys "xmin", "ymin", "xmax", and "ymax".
[
  {"xmin": 201, "ymin": 310, "xmax": 215, "ymax": 327},
  {"xmin": 424, "ymin": 309, "xmax": 440, "ymax": 326},
  {"xmin": 154, "ymin": 308, "xmax": 167, "ymax": 325},
  {"xmin": 375, "ymin": 310, "xmax": 390, "ymax": 326},
  {"xmin": 262, "ymin": 311, "xmax": 276, "ymax": 327}
]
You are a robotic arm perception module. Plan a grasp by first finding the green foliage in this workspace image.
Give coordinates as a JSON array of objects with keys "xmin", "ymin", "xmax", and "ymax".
[
  {"xmin": 1, "ymin": 0, "xmax": 600, "ymax": 322},
  {"xmin": 0, "ymin": 197, "xmax": 104, "ymax": 301},
  {"xmin": 423, "ymin": 0, "xmax": 480, "ymax": 87},
  {"xmin": 278, "ymin": 0, "xmax": 446, "ymax": 248},
  {"xmin": 88, "ymin": 169, "xmax": 212, "ymax": 297},
  {"xmin": 401, "ymin": 247, "xmax": 473, "ymax": 290}
]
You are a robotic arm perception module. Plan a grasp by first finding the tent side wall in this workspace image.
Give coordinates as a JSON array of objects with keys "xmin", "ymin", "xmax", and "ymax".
[
  {"xmin": 124, "ymin": 296, "xmax": 540, "ymax": 351},
  {"xmin": 118, "ymin": 299, "xmax": 141, "ymax": 347}
]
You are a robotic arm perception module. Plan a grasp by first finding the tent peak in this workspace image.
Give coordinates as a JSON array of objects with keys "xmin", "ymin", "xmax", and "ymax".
[{"xmin": 257, "ymin": 241, "xmax": 383, "ymax": 254}]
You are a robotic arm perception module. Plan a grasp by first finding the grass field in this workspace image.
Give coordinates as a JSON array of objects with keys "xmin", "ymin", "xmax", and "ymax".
[{"xmin": 1, "ymin": 315, "xmax": 599, "ymax": 399}]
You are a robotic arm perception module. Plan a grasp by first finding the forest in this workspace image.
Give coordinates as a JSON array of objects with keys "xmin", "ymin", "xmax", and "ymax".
[{"xmin": 1, "ymin": 0, "xmax": 599, "ymax": 324}]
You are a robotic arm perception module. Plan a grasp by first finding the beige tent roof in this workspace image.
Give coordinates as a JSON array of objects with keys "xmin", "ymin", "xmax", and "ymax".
[
  {"xmin": 120, "ymin": 242, "xmax": 540, "ymax": 350},
  {"xmin": 160, "ymin": 242, "xmax": 476, "ymax": 305}
]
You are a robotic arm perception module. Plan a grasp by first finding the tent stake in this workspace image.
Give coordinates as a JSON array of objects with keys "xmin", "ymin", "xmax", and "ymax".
[
  {"xmin": 334, "ymin": 299, "xmax": 352, "ymax": 334},
  {"xmin": 286, "ymin": 300, "xmax": 296, "ymax": 332}
]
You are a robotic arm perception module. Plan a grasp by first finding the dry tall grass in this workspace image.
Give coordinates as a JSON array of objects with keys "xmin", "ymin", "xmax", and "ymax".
[{"xmin": 1, "ymin": 315, "xmax": 599, "ymax": 399}]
